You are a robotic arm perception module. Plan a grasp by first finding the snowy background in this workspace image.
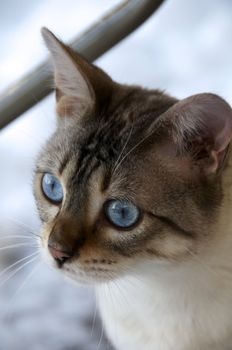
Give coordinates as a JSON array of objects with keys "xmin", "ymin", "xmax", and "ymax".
[{"xmin": 0, "ymin": 0, "xmax": 232, "ymax": 349}]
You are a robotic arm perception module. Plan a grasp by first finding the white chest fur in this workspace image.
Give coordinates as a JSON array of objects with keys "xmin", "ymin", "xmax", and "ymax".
[{"xmin": 96, "ymin": 258, "xmax": 232, "ymax": 350}]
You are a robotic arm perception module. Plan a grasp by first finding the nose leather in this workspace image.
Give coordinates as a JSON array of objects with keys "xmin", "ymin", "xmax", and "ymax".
[{"xmin": 48, "ymin": 243, "xmax": 72, "ymax": 262}]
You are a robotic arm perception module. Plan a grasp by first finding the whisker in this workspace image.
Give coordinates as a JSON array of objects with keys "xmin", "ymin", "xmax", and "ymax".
[
  {"xmin": 0, "ymin": 235, "xmax": 37, "ymax": 241},
  {"xmin": 0, "ymin": 255, "xmax": 39, "ymax": 288},
  {"xmin": 12, "ymin": 260, "xmax": 41, "ymax": 298},
  {"xmin": 105, "ymin": 283, "xmax": 118, "ymax": 342},
  {"xmin": 64, "ymin": 104, "xmax": 69, "ymax": 152},
  {"xmin": 113, "ymin": 120, "xmax": 162, "ymax": 176},
  {"xmin": 186, "ymin": 248, "xmax": 219, "ymax": 275},
  {"xmin": 96, "ymin": 318, "xmax": 104, "ymax": 350},
  {"xmin": 6, "ymin": 217, "xmax": 41, "ymax": 239},
  {"xmin": 112, "ymin": 279, "xmax": 129, "ymax": 307},
  {"xmin": 112, "ymin": 123, "xmax": 134, "ymax": 176},
  {"xmin": 0, "ymin": 251, "xmax": 39, "ymax": 279},
  {"xmin": 6, "ymin": 217, "xmax": 34, "ymax": 230},
  {"xmin": 0, "ymin": 243, "xmax": 39, "ymax": 251},
  {"xmin": 3, "ymin": 261, "xmax": 41, "ymax": 322},
  {"xmin": 186, "ymin": 248, "xmax": 232, "ymax": 281},
  {"xmin": 91, "ymin": 294, "xmax": 98, "ymax": 338}
]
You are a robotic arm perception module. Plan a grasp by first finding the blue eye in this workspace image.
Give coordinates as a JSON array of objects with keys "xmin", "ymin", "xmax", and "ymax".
[
  {"xmin": 42, "ymin": 173, "xmax": 63, "ymax": 203},
  {"xmin": 105, "ymin": 199, "xmax": 140, "ymax": 229}
]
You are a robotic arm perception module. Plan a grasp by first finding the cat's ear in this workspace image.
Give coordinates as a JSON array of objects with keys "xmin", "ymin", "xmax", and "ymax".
[
  {"xmin": 41, "ymin": 27, "xmax": 113, "ymax": 118},
  {"xmin": 159, "ymin": 93, "xmax": 232, "ymax": 174}
]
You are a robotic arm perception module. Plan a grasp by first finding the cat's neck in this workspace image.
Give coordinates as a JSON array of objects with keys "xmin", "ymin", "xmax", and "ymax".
[{"xmin": 97, "ymin": 247, "xmax": 232, "ymax": 350}]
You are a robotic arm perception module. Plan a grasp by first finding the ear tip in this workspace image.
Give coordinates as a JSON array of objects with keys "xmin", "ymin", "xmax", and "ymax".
[
  {"xmin": 194, "ymin": 92, "xmax": 230, "ymax": 106},
  {"xmin": 41, "ymin": 27, "xmax": 58, "ymax": 45},
  {"xmin": 41, "ymin": 27, "xmax": 50, "ymax": 38},
  {"xmin": 41, "ymin": 27, "xmax": 63, "ymax": 54},
  {"xmin": 41, "ymin": 27, "xmax": 52, "ymax": 44}
]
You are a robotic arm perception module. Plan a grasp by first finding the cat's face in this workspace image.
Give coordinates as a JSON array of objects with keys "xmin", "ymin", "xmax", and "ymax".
[{"xmin": 34, "ymin": 28, "xmax": 232, "ymax": 284}]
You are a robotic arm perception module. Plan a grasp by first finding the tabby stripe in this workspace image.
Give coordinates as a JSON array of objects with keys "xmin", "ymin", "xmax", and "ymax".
[
  {"xmin": 150, "ymin": 213, "xmax": 196, "ymax": 238},
  {"xmin": 59, "ymin": 153, "xmax": 71, "ymax": 174}
]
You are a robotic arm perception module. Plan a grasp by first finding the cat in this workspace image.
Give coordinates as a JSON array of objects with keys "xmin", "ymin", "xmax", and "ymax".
[{"xmin": 34, "ymin": 27, "xmax": 232, "ymax": 350}]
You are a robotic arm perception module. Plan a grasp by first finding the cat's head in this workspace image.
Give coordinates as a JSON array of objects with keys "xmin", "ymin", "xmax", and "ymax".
[{"xmin": 34, "ymin": 28, "xmax": 232, "ymax": 284}]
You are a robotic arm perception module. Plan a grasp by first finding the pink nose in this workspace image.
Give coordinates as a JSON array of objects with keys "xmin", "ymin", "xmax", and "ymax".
[{"xmin": 48, "ymin": 243, "xmax": 72, "ymax": 263}]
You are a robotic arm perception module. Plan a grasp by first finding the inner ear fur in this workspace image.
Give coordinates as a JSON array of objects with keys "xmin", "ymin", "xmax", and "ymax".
[
  {"xmin": 41, "ymin": 27, "xmax": 114, "ymax": 119},
  {"xmin": 159, "ymin": 93, "xmax": 232, "ymax": 174}
]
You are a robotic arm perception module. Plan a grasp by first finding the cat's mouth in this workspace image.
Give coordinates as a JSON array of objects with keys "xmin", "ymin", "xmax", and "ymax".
[
  {"xmin": 39, "ymin": 234, "xmax": 120, "ymax": 284},
  {"xmin": 62, "ymin": 261, "xmax": 119, "ymax": 284},
  {"xmin": 42, "ymin": 245, "xmax": 119, "ymax": 284}
]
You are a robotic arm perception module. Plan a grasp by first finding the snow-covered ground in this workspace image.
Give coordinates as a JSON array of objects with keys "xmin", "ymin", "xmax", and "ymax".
[{"xmin": 0, "ymin": 0, "xmax": 232, "ymax": 349}]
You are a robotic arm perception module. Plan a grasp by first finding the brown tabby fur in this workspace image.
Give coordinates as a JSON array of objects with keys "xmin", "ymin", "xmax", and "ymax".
[
  {"xmin": 34, "ymin": 29, "xmax": 231, "ymax": 280},
  {"xmin": 33, "ymin": 28, "xmax": 232, "ymax": 350}
]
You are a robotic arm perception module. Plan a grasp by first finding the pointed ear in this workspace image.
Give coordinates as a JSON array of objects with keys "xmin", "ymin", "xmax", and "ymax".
[
  {"xmin": 159, "ymin": 93, "xmax": 232, "ymax": 174},
  {"xmin": 41, "ymin": 27, "xmax": 113, "ymax": 118}
]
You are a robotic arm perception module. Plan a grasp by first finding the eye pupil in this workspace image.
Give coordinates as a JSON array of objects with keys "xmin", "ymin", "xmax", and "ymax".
[
  {"xmin": 42, "ymin": 173, "xmax": 63, "ymax": 203},
  {"xmin": 121, "ymin": 208, "xmax": 128, "ymax": 219},
  {"xmin": 105, "ymin": 199, "xmax": 140, "ymax": 229}
]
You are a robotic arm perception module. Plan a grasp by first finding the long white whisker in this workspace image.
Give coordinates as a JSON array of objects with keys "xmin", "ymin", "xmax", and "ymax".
[
  {"xmin": 6, "ymin": 217, "xmax": 41, "ymax": 239},
  {"xmin": 91, "ymin": 294, "xmax": 98, "ymax": 338},
  {"xmin": 0, "ymin": 235, "xmax": 37, "ymax": 241},
  {"xmin": 184, "ymin": 247, "xmax": 232, "ymax": 282},
  {"xmin": 105, "ymin": 283, "xmax": 118, "ymax": 344},
  {"xmin": 0, "ymin": 251, "xmax": 39, "ymax": 279},
  {"xmin": 96, "ymin": 321, "xmax": 104, "ymax": 350},
  {"xmin": 112, "ymin": 124, "xmax": 134, "ymax": 175},
  {"xmin": 64, "ymin": 104, "xmax": 69, "ymax": 152},
  {"xmin": 12, "ymin": 261, "xmax": 41, "ymax": 298},
  {"xmin": 0, "ymin": 256, "xmax": 39, "ymax": 288},
  {"xmin": 0, "ymin": 243, "xmax": 39, "ymax": 251},
  {"xmin": 113, "ymin": 121, "xmax": 162, "ymax": 176},
  {"xmin": 3, "ymin": 261, "xmax": 41, "ymax": 321},
  {"xmin": 6, "ymin": 217, "xmax": 35, "ymax": 231},
  {"xmin": 112, "ymin": 279, "xmax": 129, "ymax": 308}
]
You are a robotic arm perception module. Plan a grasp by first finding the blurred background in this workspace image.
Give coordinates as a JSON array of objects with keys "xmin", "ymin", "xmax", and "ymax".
[{"xmin": 0, "ymin": 0, "xmax": 232, "ymax": 349}]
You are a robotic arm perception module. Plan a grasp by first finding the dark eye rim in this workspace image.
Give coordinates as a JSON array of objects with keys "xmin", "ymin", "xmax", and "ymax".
[
  {"xmin": 103, "ymin": 199, "xmax": 142, "ymax": 230},
  {"xmin": 41, "ymin": 173, "xmax": 63, "ymax": 206}
]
